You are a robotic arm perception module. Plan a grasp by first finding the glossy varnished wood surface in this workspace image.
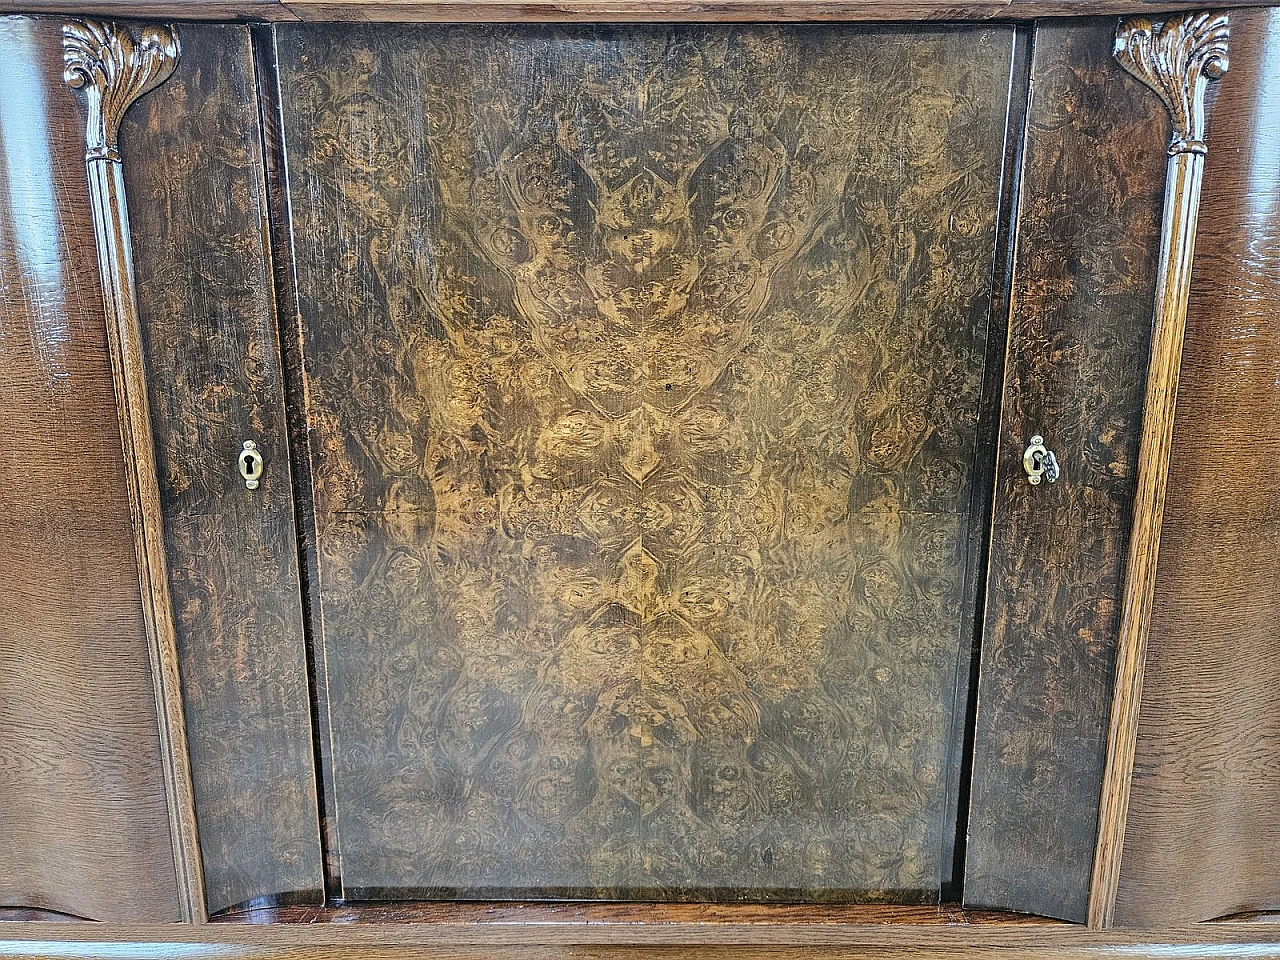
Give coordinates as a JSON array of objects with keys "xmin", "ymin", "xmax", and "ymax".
[
  {"xmin": 0, "ymin": 15, "xmax": 181, "ymax": 922},
  {"xmin": 278, "ymin": 22, "xmax": 1014, "ymax": 902},
  {"xmin": 7, "ymin": 921, "xmax": 1280, "ymax": 958},
  {"xmin": 0, "ymin": 0, "xmax": 1267, "ymax": 23},
  {"xmin": 1115, "ymin": 5, "xmax": 1280, "ymax": 926},
  {"xmin": 63, "ymin": 16, "xmax": 206, "ymax": 923},
  {"xmin": 963, "ymin": 20, "xmax": 1169, "ymax": 922},
  {"xmin": 1088, "ymin": 11, "xmax": 1230, "ymax": 929},
  {"xmin": 119, "ymin": 23, "xmax": 325, "ymax": 915}
]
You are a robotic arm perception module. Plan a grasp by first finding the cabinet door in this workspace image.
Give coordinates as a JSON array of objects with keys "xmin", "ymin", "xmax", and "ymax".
[
  {"xmin": 122, "ymin": 24, "xmax": 324, "ymax": 915},
  {"xmin": 274, "ymin": 22, "xmax": 1015, "ymax": 902},
  {"xmin": 963, "ymin": 19, "xmax": 1169, "ymax": 922}
]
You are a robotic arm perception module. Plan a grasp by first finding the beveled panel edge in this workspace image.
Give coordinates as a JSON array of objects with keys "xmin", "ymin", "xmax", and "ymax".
[
  {"xmin": 1088, "ymin": 9, "xmax": 1229, "ymax": 931},
  {"xmin": 1, "ymin": 1, "xmax": 1275, "ymax": 23},
  {"xmin": 62, "ymin": 17, "xmax": 208, "ymax": 924}
]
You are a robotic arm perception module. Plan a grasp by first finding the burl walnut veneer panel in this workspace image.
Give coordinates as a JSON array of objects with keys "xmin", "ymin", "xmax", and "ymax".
[
  {"xmin": 277, "ymin": 23, "xmax": 1014, "ymax": 900},
  {"xmin": 0, "ymin": 15, "xmax": 181, "ymax": 922},
  {"xmin": 963, "ymin": 20, "xmax": 1169, "ymax": 922},
  {"xmin": 119, "ymin": 23, "xmax": 325, "ymax": 914},
  {"xmin": 1115, "ymin": 6, "xmax": 1280, "ymax": 926}
]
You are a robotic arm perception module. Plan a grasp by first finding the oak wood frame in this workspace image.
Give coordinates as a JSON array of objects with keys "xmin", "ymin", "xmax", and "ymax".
[
  {"xmin": 50, "ymin": 4, "xmax": 1231, "ymax": 930},
  {"xmin": 62, "ymin": 18, "xmax": 208, "ymax": 924}
]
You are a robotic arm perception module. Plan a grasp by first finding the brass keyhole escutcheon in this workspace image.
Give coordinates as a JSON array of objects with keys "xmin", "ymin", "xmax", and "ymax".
[
  {"xmin": 239, "ymin": 440, "xmax": 264, "ymax": 490},
  {"xmin": 1023, "ymin": 434, "xmax": 1060, "ymax": 486}
]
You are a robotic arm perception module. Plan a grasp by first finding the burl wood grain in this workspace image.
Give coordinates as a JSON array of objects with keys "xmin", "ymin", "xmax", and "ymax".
[
  {"xmin": 1115, "ymin": 6, "xmax": 1280, "ymax": 926},
  {"xmin": 277, "ymin": 23, "xmax": 1014, "ymax": 901},
  {"xmin": 120, "ymin": 23, "xmax": 325, "ymax": 915},
  {"xmin": 963, "ymin": 20, "xmax": 1169, "ymax": 922},
  {"xmin": 0, "ymin": 15, "xmax": 181, "ymax": 922}
]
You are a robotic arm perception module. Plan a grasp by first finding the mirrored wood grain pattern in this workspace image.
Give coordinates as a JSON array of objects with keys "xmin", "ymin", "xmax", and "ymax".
[{"xmin": 278, "ymin": 22, "xmax": 1013, "ymax": 901}]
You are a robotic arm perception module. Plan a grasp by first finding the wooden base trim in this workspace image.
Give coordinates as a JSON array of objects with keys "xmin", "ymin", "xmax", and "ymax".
[
  {"xmin": 211, "ymin": 902, "xmax": 1059, "ymax": 926},
  {"xmin": 1088, "ymin": 10, "xmax": 1230, "ymax": 930},
  {"xmin": 63, "ymin": 19, "xmax": 207, "ymax": 924},
  {"xmin": 2, "ymin": 922, "xmax": 1280, "ymax": 957}
]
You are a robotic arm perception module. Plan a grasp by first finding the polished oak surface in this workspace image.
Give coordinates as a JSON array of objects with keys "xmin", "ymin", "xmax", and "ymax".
[
  {"xmin": 5, "ymin": 921, "xmax": 1280, "ymax": 959},
  {"xmin": 1088, "ymin": 11, "xmax": 1231, "ymax": 928},
  {"xmin": 120, "ymin": 23, "xmax": 324, "ymax": 915},
  {"xmin": 1115, "ymin": 5, "xmax": 1280, "ymax": 926},
  {"xmin": 964, "ymin": 19, "xmax": 1169, "ymax": 923},
  {"xmin": 277, "ymin": 22, "xmax": 1014, "ymax": 902},
  {"xmin": 0, "ymin": 14, "xmax": 181, "ymax": 923}
]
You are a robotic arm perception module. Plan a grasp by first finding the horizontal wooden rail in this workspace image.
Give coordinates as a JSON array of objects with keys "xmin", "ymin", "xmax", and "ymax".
[
  {"xmin": 2, "ymin": 923, "xmax": 1280, "ymax": 959},
  {"xmin": 0, "ymin": 0, "xmax": 1273, "ymax": 23}
]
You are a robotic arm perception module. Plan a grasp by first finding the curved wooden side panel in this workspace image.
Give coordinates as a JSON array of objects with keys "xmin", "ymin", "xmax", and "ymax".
[
  {"xmin": 1089, "ymin": 9, "xmax": 1229, "ymax": 929},
  {"xmin": 0, "ymin": 15, "xmax": 181, "ymax": 922},
  {"xmin": 1115, "ymin": 5, "xmax": 1280, "ymax": 926}
]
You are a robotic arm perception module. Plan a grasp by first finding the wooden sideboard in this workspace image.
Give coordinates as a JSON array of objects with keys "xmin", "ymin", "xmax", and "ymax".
[{"xmin": 1, "ymin": 2, "xmax": 1278, "ymax": 948}]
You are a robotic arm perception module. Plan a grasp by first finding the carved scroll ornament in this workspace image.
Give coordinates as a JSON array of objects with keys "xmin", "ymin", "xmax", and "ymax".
[
  {"xmin": 63, "ymin": 20, "xmax": 179, "ymax": 161},
  {"xmin": 1091, "ymin": 10, "xmax": 1229, "ymax": 929},
  {"xmin": 1115, "ymin": 12, "xmax": 1230, "ymax": 155},
  {"xmin": 63, "ymin": 19, "xmax": 205, "ymax": 922}
]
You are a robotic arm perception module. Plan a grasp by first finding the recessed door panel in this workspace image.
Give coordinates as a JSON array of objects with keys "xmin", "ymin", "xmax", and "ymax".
[{"xmin": 276, "ymin": 23, "xmax": 1014, "ymax": 901}]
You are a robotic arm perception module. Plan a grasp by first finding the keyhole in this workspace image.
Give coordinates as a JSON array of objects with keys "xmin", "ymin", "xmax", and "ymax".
[{"xmin": 240, "ymin": 440, "xmax": 263, "ymax": 489}]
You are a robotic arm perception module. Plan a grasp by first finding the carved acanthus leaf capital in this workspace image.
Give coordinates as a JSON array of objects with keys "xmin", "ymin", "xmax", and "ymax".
[
  {"xmin": 1115, "ymin": 12, "xmax": 1229, "ymax": 156},
  {"xmin": 63, "ymin": 19, "xmax": 180, "ymax": 162}
]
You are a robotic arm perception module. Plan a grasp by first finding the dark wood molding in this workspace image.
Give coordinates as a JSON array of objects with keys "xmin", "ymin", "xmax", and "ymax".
[
  {"xmin": 0, "ymin": 1, "xmax": 1275, "ymax": 22},
  {"xmin": 62, "ymin": 17, "xmax": 207, "ymax": 924},
  {"xmin": 1088, "ymin": 9, "xmax": 1230, "ymax": 930}
]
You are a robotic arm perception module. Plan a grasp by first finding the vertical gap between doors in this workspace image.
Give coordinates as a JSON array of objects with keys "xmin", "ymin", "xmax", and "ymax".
[
  {"xmin": 942, "ymin": 21, "xmax": 1035, "ymax": 906},
  {"xmin": 250, "ymin": 22, "xmax": 345, "ymax": 905}
]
